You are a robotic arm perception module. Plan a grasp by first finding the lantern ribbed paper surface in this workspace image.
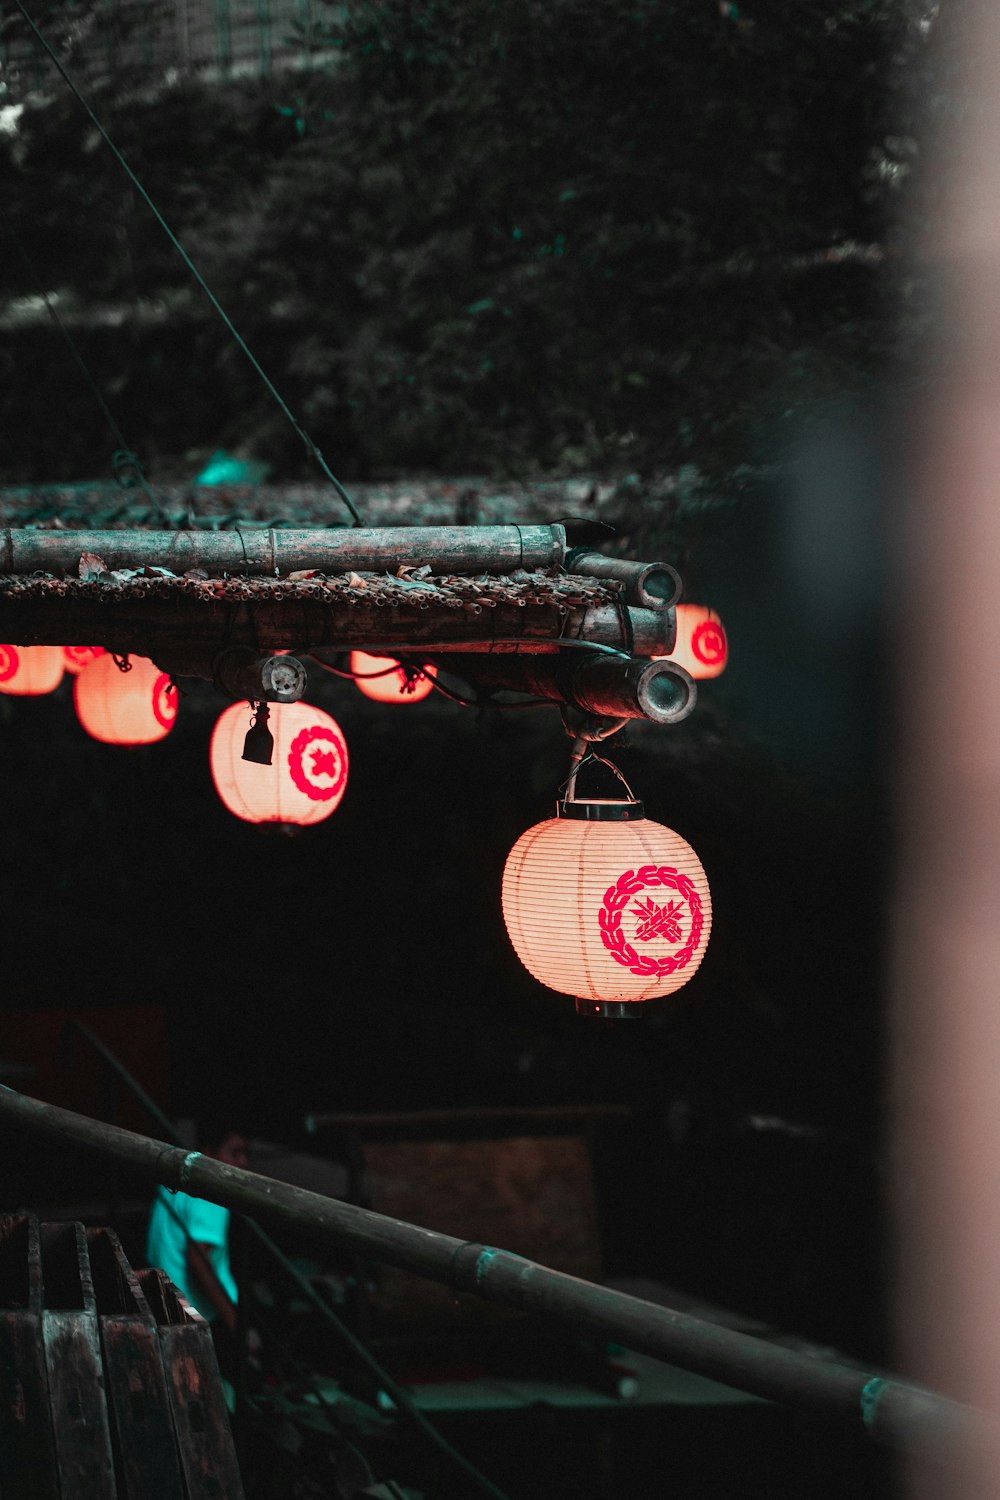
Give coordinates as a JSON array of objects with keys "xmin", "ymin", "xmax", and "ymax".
[
  {"xmin": 63, "ymin": 645, "xmax": 105, "ymax": 675},
  {"xmin": 502, "ymin": 808, "xmax": 711, "ymax": 1006},
  {"xmin": 74, "ymin": 654, "xmax": 177, "ymax": 744},
  {"xmin": 210, "ymin": 700, "xmax": 349, "ymax": 826},
  {"xmin": 658, "ymin": 604, "xmax": 728, "ymax": 680},
  {"xmin": 351, "ymin": 651, "xmax": 435, "ymax": 704},
  {"xmin": 0, "ymin": 645, "xmax": 64, "ymax": 696}
]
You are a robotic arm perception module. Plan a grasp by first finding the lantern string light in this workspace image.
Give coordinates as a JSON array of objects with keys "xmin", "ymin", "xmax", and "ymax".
[
  {"xmin": 307, "ymin": 652, "xmax": 553, "ymax": 711},
  {"xmin": 10, "ymin": 0, "xmax": 362, "ymax": 529}
]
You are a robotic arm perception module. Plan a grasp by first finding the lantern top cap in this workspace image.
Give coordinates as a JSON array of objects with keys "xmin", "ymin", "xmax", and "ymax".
[{"xmin": 557, "ymin": 797, "xmax": 646, "ymax": 822}]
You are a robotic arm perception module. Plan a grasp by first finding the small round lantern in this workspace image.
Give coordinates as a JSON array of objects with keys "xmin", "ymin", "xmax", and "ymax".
[
  {"xmin": 351, "ymin": 651, "xmax": 435, "ymax": 704},
  {"xmin": 0, "ymin": 645, "xmax": 65, "ymax": 696},
  {"xmin": 74, "ymin": 654, "xmax": 177, "ymax": 745},
  {"xmin": 502, "ymin": 762, "xmax": 711, "ymax": 1018},
  {"xmin": 659, "ymin": 604, "xmax": 728, "ymax": 680},
  {"xmin": 209, "ymin": 700, "xmax": 349, "ymax": 828},
  {"xmin": 62, "ymin": 645, "xmax": 106, "ymax": 675}
]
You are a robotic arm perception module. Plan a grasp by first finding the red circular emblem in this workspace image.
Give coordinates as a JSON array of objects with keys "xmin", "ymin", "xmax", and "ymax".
[
  {"xmin": 288, "ymin": 725, "xmax": 347, "ymax": 802},
  {"xmin": 598, "ymin": 865, "xmax": 704, "ymax": 977},
  {"xmin": 65, "ymin": 646, "xmax": 104, "ymax": 670},
  {"xmin": 0, "ymin": 646, "xmax": 19, "ymax": 683},
  {"xmin": 152, "ymin": 673, "xmax": 178, "ymax": 729},
  {"xmin": 691, "ymin": 619, "xmax": 727, "ymax": 667}
]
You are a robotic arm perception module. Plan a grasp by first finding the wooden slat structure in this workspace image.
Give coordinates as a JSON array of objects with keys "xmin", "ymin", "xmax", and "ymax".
[{"xmin": 0, "ymin": 1216, "xmax": 244, "ymax": 1500}]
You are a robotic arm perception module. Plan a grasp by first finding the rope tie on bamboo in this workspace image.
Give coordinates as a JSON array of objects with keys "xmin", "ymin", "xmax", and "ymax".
[
  {"xmin": 860, "ymin": 1375, "xmax": 889, "ymax": 1432},
  {"xmin": 178, "ymin": 1150, "xmax": 203, "ymax": 1190}
]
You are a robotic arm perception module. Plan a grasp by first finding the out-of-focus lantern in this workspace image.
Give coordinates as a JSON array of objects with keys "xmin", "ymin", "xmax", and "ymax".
[
  {"xmin": 658, "ymin": 604, "xmax": 728, "ymax": 680},
  {"xmin": 74, "ymin": 654, "xmax": 177, "ymax": 744},
  {"xmin": 62, "ymin": 645, "xmax": 105, "ymax": 675},
  {"xmin": 350, "ymin": 651, "xmax": 435, "ymax": 704},
  {"xmin": 502, "ymin": 760, "xmax": 711, "ymax": 1018},
  {"xmin": 209, "ymin": 700, "xmax": 349, "ymax": 827},
  {"xmin": 0, "ymin": 645, "xmax": 65, "ymax": 696}
]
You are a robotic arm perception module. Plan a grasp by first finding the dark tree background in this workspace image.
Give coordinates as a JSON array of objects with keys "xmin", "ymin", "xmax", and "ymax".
[
  {"xmin": 0, "ymin": 0, "xmax": 925, "ymax": 482},
  {"xmin": 0, "ymin": 0, "xmax": 933, "ymax": 1377}
]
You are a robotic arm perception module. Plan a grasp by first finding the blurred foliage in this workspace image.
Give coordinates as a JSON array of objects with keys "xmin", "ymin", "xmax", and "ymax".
[{"xmin": 0, "ymin": 0, "xmax": 928, "ymax": 483}]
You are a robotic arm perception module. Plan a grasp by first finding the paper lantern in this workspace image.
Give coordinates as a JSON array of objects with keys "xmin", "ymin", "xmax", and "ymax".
[
  {"xmin": 351, "ymin": 651, "xmax": 435, "ymax": 704},
  {"xmin": 209, "ymin": 700, "xmax": 349, "ymax": 827},
  {"xmin": 0, "ymin": 645, "xmax": 64, "ymax": 696},
  {"xmin": 62, "ymin": 645, "xmax": 105, "ymax": 675},
  {"xmin": 658, "ymin": 605, "xmax": 728, "ymax": 680},
  {"xmin": 74, "ymin": 654, "xmax": 177, "ymax": 744},
  {"xmin": 502, "ymin": 793, "xmax": 711, "ymax": 1018}
]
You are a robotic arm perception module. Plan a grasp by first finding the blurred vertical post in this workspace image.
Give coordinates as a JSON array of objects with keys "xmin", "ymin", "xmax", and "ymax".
[{"xmin": 894, "ymin": 3, "xmax": 1000, "ymax": 1494}]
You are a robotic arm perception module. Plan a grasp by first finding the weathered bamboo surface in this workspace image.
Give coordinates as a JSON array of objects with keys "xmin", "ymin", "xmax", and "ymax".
[
  {"xmin": 0, "ymin": 1086, "xmax": 993, "ymax": 1466},
  {"xmin": 0, "ymin": 524, "xmax": 567, "ymax": 577},
  {"xmin": 0, "ymin": 596, "xmax": 675, "ymax": 658},
  {"xmin": 433, "ymin": 650, "xmax": 694, "ymax": 723}
]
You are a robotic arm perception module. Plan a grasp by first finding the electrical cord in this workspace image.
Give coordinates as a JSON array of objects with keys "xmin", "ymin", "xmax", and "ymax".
[
  {"xmin": 306, "ymin": 651, "xmax": 554, "ymax": 711},
  {"xmin": 11, "ymin": 0, "xmax": 362, "ymax": 529}
]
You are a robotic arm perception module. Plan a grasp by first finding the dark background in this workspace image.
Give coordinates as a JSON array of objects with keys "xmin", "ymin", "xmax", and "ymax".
[{"xmin": 0, "ymin": 2, "xmax": 929, "ymax": 1487}]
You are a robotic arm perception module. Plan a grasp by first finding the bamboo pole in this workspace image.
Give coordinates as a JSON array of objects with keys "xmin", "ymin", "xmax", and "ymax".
[
  {"xmin": 0, "ymin": 525, "xmax": 567, "ymax": 578},
  {"xmin": 434, "ymin": 651, "xmax": 696, "ymax": 724},
  {"xmin": 0, "ymin": 598, "xmax": 676, "ymax": 659},
  {"xmin": 0, "ymin": 1087, "xmax": 990, "ymax": 1463},
  {"xmin": 568, "ymin": 553, "xmax": 681, "ymax": 609}
]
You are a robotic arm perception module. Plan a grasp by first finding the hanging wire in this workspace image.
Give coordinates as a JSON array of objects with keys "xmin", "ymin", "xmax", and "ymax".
[
  {"xmin": 5, "ymin": 228, "xmax": 173, "ymax": 524},
  {"xmin": 306, "ymin": 652, "xmax": 553, "ymax": 710},
  {"xmin": 11, "ymin": 0, "xmax": 363, "ymax": 529}
]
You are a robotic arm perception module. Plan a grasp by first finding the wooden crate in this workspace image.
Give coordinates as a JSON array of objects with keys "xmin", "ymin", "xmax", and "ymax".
[{"xmin": 0, "ymin": 1215, "xmax": 243, "ymax": 1500}]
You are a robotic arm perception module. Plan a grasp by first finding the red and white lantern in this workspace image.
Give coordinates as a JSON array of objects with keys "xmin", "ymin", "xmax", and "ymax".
[
  {"xmin": 62, "ymin": 645, "xmax": 106, "ymax": 675},
  {"xmin": 351, "ymin": 651, "xmax": 435, "ymax": 704},
  {"xmin": 502, "ymin": 790, "xmax": 711, "ymax": 1017},
  {"xmin": 0, "ymin": 645, "xmax": 65, "ymax": 696},
  {"xmin": 659, "ymin": 604, "xmax": 728, "ymax": 680},
  {"xmin": 74, "ymin": 654, "xmax": 177, "ymax": 745},
  {"xmin": 209, "ymin": 700, "xmax": 349, "ymax": 827}
]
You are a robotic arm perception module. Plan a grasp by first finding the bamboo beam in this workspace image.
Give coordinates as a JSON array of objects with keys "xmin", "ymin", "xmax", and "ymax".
[
  {"xmin": 0, "ymin": 598, "xmax": 676, "ymax": 659},
  {"xmin": 434, "ymin": 651, "xmax": 696, "ymax": 724},
  {"xmin": 0, "ymin": 525, "xmax": 567, "ymax": 578},
  {"xmin": 0, "ymin": 1087, "xmax": 991, "ymax": 1465},
  {"xmin": 568, "ymin": 553, "xmax": 681, "ymax": 609}
]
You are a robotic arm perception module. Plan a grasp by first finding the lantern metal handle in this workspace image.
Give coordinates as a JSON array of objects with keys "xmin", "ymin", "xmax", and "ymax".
[{"xmin": 561, "ymin": 748, "xmax": 639, "ymax": 806}]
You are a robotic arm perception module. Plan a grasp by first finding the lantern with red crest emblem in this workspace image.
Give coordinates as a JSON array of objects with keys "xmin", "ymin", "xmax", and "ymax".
[
  {"xmin": 62, "ymin": 646, "xmax": 106, "ymax": 675},
  {"xmin": 74, "ymin": 654, "xmax": 178, "ymax": 744},
  {"xmin": 502, "ymin": 755, "xmax": 711, "ymax": 1017},
  {"xmin": 0, "ymin": 645, "xmax": 64, "ymax": 696},
  {"xmin": 209, "ymin": 700, "xmax": 349, "ymax": 827},
  {"xmin": 350, "ymin": 651, "xmax": 435, "ymax": 704},
  {"xmin": 658, "ymin": 605, "xmax": 728, "ymax": 680}
]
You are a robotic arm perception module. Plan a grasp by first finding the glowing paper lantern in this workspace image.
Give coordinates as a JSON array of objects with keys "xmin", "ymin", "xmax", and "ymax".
[
  {"xmin": 658, "ymin": 604, "xmax": 728, "ymax": 680},
  {"xmin": 0, "ymin": 645, "xmax": 64, "ymax": 696},
  {"xmin": 74, "ymin": 654, "xmax": 177, "ymax": 745},
  {"xmin": 63, "ymin": 645, "xmax": 105, "ymax": 675},
  {"xmin": 351, "ymin": 651, "xmax": 435, "ymax": 704},
  {"xmin": 209, "ymin": 700, "xmax": 349, "ymax": 827},
  {"xmin": 502, "ymin": 794, "xmax": 711, "ymax": 1018}
]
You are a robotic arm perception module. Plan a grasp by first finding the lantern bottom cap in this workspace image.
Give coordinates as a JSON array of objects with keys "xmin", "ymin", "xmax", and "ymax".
[{"xmin": 575, "ymin": 998, "xmax": 647, "ymax": 1020}]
